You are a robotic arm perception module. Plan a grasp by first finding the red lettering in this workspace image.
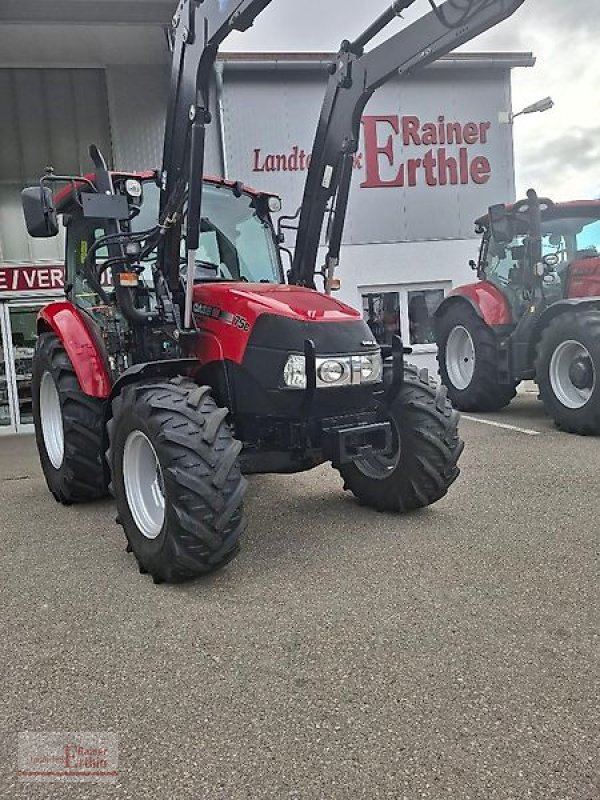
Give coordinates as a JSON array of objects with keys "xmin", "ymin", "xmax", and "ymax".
[
  {"xmin": 459, "ymin": 147, "xmax": 470, "ymax": 185},
  {"xmin": 361, "ymin": 115, "xmax": 403, "ymax": 188},
  {"xmin": 463, "ymin": 123, "xmax": 479, "ymax": 145},
  {"xmin": 402, "ymin": 115, "xmax": 421, "ymax": 146},
  {"xmin": 252, "ymin": 148, "xmax": 264, "ymax": 172},
  {"xmin": 421, "ymin": 123, "xmax": 437, "ymax": 146},
  {"xmin": 446, "ymin": 123, "xmax": 463, "ymax": 145},
  {"xmin": 407, "ymin": 158, "xmax": 422, "ymax": 187},
  {"xmin": 479, "ymin": 121, "xmax": 491, "ymax": 144},
  {"xmin": 422, "ymin": 150, "xmax": 438, "ymax": 187},
  {"xmin": 438, "ymin": 148, "xmax": 458, "ymax": 186},
  {"xmin": 471, "ymin": 155, "xmax": 491, "ymax": 185}
]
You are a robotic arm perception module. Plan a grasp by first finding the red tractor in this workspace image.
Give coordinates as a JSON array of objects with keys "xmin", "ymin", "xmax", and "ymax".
[
  {"xmin": 436, "ymin": 190, "xmax": 600, "ymax": 434},
  {"xmin": 21, "ymin": 0, "xmax": 525, "ymax": 583}
]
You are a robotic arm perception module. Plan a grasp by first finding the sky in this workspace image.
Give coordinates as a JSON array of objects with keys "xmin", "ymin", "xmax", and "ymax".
[{"xmin": 225, "ymin": 0, "xmax": 600, "ymax": 201}]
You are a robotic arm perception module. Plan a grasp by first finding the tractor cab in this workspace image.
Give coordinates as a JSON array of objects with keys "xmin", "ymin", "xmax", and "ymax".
[
  {"xmin": 55, "ymin": 173, "xmax": 284, "ymax": 308},
  {"xmin": 476, "ymin": 199, "xmax": 600, "ymax": 317}
]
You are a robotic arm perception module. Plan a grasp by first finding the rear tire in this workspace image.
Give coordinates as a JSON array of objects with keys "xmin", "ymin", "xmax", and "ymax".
[
  {"xmin": 108, "ymin": 378, "xmax": 247, "ymax": 583},
  {"xmin": 32, "ymin": 332, "xmax": 109, "ymax": 504},
  {"xmin": 337, "ymin": 364, "xmax": 464, "ymax": 512},
  {"xmin": 535, "ymin": 311, "xmax": 600, "ymax": 435},
  {"xmin": 436, "ymin": 306, "xmax": 517, "ymax": 411}
]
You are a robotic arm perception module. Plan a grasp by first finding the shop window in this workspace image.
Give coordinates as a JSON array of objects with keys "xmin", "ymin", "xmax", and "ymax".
[
  {"xmin": 362, "ymin": 292, "xmax": 401, "ymax": 345},
  {"xmin": 407, "ymin": 288, "xmax": 445, "ymax": 346},
  {"xmin": 361, "ymin": 283, "xmax": 449, "ymax": 351}
]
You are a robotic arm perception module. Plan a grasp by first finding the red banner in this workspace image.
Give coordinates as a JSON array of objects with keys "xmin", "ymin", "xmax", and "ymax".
[{"xmin": 0, "ymin": 265, "xmax": 65, "ymax": 294}]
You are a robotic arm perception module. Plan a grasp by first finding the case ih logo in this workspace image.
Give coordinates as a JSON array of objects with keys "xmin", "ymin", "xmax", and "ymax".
[{"xmin": 253, "ymin": 113, "xmax": 493, "ymax": 189}]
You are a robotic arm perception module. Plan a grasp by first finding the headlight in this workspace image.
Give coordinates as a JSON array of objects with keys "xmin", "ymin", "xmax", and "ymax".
[
  {"xmin": 358, "ymin": 353, "xmax": 383, "ymax": 384},
  {"xmin": 283, "ymin": 354, "xmax": 307, "ymax": 389},
  {"xmin": 283, "ymin": 352, "xmax": 382, "ymax": 389},
  {"xmin": 318, "ymin": 359, "xmax": 348, "ymax": 385}
]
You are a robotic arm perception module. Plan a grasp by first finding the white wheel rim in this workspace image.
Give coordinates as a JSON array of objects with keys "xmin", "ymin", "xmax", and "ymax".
[
  {"xmin": 123, "ymin": 431, "xmax": 166, "ymax": 540},
  {"xmin": 549, "ymin": 340, "xmax": 596, "ymax": 410},
  {"xmin": 40, "ymin": 371, "xmax": 64, "ymax": 470},
  {"xmin": 446, "ymin": 326, "xmax": 476, "ymax": 390}
]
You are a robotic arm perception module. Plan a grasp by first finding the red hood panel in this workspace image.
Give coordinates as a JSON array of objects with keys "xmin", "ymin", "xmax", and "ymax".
[
  {"xmin": 192, "ymin": 283, "xmax": 361, "ymax": 322},
  {"xmin": 190, "ymin": 283, "xmax": 364, "ymax": 366}
]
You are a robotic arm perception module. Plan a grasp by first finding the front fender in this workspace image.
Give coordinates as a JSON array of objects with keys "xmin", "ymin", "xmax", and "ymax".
[{"xmin": 38, "ymin": 302, "xmax": 112, "ymax": 399}]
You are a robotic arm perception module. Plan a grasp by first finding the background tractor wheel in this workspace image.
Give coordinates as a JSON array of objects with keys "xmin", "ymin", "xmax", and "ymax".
[
  {"xmin": 337, "ymin": 364, "xmax": 464, "ymax": 512},
  {"xmin": 108, "ymin": 378, "xmax": 247, "ymax": 583},
  {"xmin": 535, "ymin": 310, "xmax": 600, "ymax": 435},
  {"xmin": 32, "ymin": 332, "xmax": 109, "ymax": 504},
  {"xmin": 436, "ymin": 306, "xmax": 517, "ymax": 411}
]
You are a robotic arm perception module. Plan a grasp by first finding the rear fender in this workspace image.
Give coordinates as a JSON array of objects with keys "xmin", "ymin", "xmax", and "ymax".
[
  {"xmin": 37, "ymin": 302, "xmax": 112, "ymax": 399},
  {"xmin": 435, "ymin": 282, "xmax": 513, "ymax": 328}
]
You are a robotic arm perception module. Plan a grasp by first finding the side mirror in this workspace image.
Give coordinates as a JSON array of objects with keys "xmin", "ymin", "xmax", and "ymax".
[
  {"xmin": 488, "ymin": 203, "xmax": 513, "ymax": 244},
  {"xmin": 21, "ymin": 186, "xmax": 59, "ymax": 238}
]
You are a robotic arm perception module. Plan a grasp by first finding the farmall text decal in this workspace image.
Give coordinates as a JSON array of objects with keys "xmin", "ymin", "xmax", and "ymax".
[{"xmin": 253, "ymin": 114, "xmax": 493, "ymax": 189}]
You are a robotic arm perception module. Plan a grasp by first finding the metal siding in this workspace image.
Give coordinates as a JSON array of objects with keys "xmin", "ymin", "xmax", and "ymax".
[
  {"xmin": 106, "ymin": 65, "xmax": 222, "ymax": 175},
  {"xmin": 0, "ymin": 68, "xmax": 111, "ymax": 265}
]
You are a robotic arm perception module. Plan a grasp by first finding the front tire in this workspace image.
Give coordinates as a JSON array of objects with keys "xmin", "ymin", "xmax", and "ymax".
[
  {"xmin": 535, "ymin": 311, "xmax": 600, "ymax": 435},
  {"xmin": 108, "ymin": 378, "xmax": 247, "ymax": 583},
  {"xmin": 32, "ymin": 332, "xmax": 108, "ymax": 504},
  {"xmin": 436, "ymin": 306, "xmax": 517, "ymax": 411},
  {"xmin": 337, "ymin": 364, "xmax": 464, "ymax": 512}
]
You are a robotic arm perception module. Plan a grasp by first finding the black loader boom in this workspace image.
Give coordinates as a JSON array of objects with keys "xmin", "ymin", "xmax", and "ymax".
[
  {"xmin": 160, "ymin": 0, "xmax": 275, "ymax": 327},
  {"xmin": 289, "ymin": 0, "xmax": 527, "ymax": 291}
]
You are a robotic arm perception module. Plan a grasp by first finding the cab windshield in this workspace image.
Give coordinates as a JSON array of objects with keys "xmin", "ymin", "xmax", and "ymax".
[{"xmin": 134, "ymin": 182, "xmax": 282, "ymax": 284}]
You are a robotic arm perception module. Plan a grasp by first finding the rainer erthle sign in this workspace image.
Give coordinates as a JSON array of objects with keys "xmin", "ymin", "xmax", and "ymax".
[{"xmin": 253, "ymin": 114, "xmax": 494, "ymax": 189}]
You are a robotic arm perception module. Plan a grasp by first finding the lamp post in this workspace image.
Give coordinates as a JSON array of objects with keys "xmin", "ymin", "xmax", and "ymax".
[
  {"xmin": 500, "ymin": 96, "xmax": 554, "ymax": 124},
  {"xmin": 512, "ymin": 96, "xmax": 555, "ymax": 121}
]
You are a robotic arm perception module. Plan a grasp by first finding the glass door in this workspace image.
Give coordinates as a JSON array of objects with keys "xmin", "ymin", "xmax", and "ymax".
[
  {"xmin": 0, "ymin": 305, "xmax": 16, "ymax": 433},
  {"xmin": 3, "ymin": 304, "xmax": 43, "ymax": 434}
]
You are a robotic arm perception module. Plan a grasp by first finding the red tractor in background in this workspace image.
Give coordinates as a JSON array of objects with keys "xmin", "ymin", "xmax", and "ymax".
[
  {"xmin": 435, "ymin": 190, "xmax": 600, "ymax": 434},
  {"xmin": 20, "ymin": 0, "xmax": 526, "ymax": 584}
]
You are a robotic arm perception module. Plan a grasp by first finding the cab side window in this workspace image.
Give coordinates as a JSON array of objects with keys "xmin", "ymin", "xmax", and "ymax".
[{"xmin": 66, "ymin": 213, "xmax": 109, "ymax": 307}]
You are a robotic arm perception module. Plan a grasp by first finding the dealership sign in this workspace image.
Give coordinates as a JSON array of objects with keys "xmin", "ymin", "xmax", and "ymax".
[
  {"xmin": 253, "ymin": 114, "xmax": 493, "ymax": 189},
  {"xmin": 0, "ymin": 265, "xmax": 65, "ymax": 294}
]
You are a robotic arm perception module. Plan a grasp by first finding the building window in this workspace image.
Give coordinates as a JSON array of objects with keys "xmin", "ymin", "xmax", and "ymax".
[
  {"xmin": 361, "ymin": 283, "xmax": 449, "ymax": 352},
  {"xmin": 407, "ymin": 288, "xmax": 445, "ymax": 346},
  {"xmin": 362, "ymin": 292, "xmax": 401, "ymax": 345}
]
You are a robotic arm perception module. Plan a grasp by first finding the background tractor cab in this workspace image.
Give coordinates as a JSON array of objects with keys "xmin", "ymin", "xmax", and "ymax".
[{"xmin": 435, "ymin": 191, "xmax": 600, "ymax": 434}]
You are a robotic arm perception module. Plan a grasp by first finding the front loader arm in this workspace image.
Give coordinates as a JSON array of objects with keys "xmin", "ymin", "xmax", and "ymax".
[
  {"xmin": 160, "ymin": 0, "xmax": 274, "ymax": 326},
  {"xmin": 289, "ymin": 0, "xmax": 527, "ymax": 289}
]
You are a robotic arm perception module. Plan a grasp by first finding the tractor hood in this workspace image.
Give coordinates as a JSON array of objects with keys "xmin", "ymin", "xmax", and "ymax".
[
  {"xmin": 192, "ymin": 282, "xmax": 361, "ymax": 323},
  {"xmin": 190, "ymin": 282, "xmax": 374, "ymax": 367}
]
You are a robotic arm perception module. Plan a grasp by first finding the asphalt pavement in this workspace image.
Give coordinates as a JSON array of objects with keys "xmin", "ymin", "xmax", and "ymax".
[{"xmin": 0, "ymin": 394, "xmax": 598, "ymax": 799}]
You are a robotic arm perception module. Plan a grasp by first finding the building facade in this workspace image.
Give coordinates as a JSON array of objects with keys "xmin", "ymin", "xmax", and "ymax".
[{"xmin": 0, "ymin": 4, "xmax": 533, "ymax": 434}]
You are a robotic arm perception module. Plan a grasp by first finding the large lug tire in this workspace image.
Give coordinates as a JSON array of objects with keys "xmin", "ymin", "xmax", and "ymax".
[
  {"xmin": 436, "ymin": 306, "xmax": 517, "ymax": 411},
  {"xmin": 32, "ymin": 332, "xmax": 109, "ymax": 505},
  {"xmin": 108, "ymin": 378, "xmax": 247, "ymax": 583},
  {"xmin": 535, "ymin": 311, "xmax": 600, "ymax": 435},
  {"xmin": 337, "ymin": 364, "xmax": 464, "ymax": 513}
]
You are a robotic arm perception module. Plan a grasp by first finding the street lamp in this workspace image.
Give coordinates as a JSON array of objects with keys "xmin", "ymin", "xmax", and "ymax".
[{"xmin": 499, "ymin": 97, "xmax": 555, "ymax": 124}]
